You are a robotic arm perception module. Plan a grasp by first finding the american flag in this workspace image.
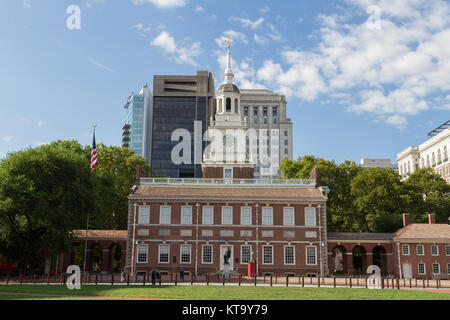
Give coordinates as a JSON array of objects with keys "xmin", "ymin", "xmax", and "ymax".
[{"xmin": 91, "ymin": 130, "xmax": 98, "ymax": 173}]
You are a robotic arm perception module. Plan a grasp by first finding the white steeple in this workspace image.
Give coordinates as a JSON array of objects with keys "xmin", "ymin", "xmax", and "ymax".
[{"xmin": 224, "ymin": 42, "xmax": 234, "ymax": 84}]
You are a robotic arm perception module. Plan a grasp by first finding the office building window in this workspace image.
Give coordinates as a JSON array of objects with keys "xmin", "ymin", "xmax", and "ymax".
[
  {"xmin": 137, "ymin": 244, "xmax": 148, "ymax": 263},
  {"xmin": 306, "ymin": 246, "xmax": 317, "ymax": 265},
  {"xmin": 273, "ymin": 107, "xmax": 278, "ymax": 117},
  {"xmin": 263, "ymin": 246, "xmax": 273, "ymax": 264},
  {"xmin": 305, "ymin": 207, "xmax": 317, "ymax": 226},
  {"xmin": 431, "ymin": 245, "xmax": 439, "ymax": 256},
  {"xmin": 262, "ymin": 207, "xmax": 273, "ymax": 225},
  {"xmin": 224, "ymin": 168, "xmax": 233, "ymax": 179},
  {"xmin": 222, "ymin": 206, "xmax": 233, "ymax": 225},
  {"xmin": 273, "ymin": 118, "xmax": 277, "ymax": 124},
  {"xmin": 446, "ymin": 246, "xmax": 450, "ymax": 256},
  {"xmin": 180, "ymin": 244, "xmax": 192, "ymax": 264},
  {"xmin": 285, "ymin": 149, "xmax": 289, "ymax": 155},
  {"xmin": 203, "ymin": 206, "xmax": 214, "ymax": 225},
  {"xmin": 283, "ymin": 207, "xmax": 295, "ymax": 226},
  {"xmin": 264, "ymin": 118, "xmax": 268, "ymax": 124},
  {"xmin": 244, "ymin": 107, "xmax": 249, "ymax": 117},
  {"xmin": 284, "ymin": 130, "xmax": 288, "ymax": 137},
  {"xmin": 284, "ymin": 246, "xmax": 295, "ymax": 265},
  {"xmin": 241, "ymin": 207, "xmax": 252, "ymax": 225},
  {"xmin": 263, "ymin": 107, "xmax": 268, "ymax": 117},
  {"xmin": 159, "ymin": 244, "xmax": 169, "ymax": 263},
  {"xmin": 181, "ymin": 206, "xmax": 192, "ymax": 225},
  {"xmin": 160, "ymin": 206, "xmax": 171, "ymax": 224},
  {"xmin": 202, "ymin": 245, "xmax": 213, "ymax": 264},
  {"xmin": 138, "ymin": 206, "xmax": 150, "ymax": 224},
  {"xmin": 253, "ymin": 107, "xmax": 258, "ymax": 117},
  {"xmin": 418, "ymin": 263, "xmax": 426, "ymax": 275},
  {"xmin": 241, "ymin": 245, "xmax": 252, "ymax": 264},
  {"xmin": 416, "ymin": 245, "xmax": 424, "ymax": 256},
  {"xmin": 402, "ymin": 245, "xmax": 410, "ymax": 256}
]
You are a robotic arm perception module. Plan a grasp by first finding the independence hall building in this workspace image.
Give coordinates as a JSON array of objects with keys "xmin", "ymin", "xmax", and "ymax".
[
  {"xmin": 126, "ymin": 171, "xmax": 329, "ymax": 278},
  {"xmin": 125, "ymin": 47, "xmax": 330, "ymax": 278}
]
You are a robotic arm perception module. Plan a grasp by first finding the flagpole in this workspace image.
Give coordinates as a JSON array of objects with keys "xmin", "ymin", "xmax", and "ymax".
[{"xmin": 83, "ymin": 125, "xmax": 96, "ymax": 274}]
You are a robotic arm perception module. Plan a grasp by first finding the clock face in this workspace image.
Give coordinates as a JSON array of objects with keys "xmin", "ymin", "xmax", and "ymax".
[{"xmin": 223, "ymin": 134, "xmax": 235, "ymax": 147}]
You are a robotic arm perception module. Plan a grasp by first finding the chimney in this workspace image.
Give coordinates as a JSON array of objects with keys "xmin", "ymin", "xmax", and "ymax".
[
  {"xmin": 428, "ymin": 214, "xmax": 436, "ymax": 224},
  {"xmin": 402, "ymin": 213, "xmax": 410, "ymax": 227}
]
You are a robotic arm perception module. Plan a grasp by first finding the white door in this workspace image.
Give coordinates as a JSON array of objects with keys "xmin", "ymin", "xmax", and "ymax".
[
  {"xmin": 220, "ymin": 245, "xmax": 234, "ymax": 271},
  {"xmin": 403, "ymin": 263, "xmax": 412, "ymax": 279}
]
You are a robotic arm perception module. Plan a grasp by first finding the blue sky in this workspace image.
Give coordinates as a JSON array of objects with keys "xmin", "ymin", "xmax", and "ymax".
[{"xmin": 1, "ymin": 0, "xmax": 449, "ymax": 164}]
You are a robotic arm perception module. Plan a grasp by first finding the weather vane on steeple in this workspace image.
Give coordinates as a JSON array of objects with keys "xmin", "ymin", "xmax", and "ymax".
[{"xmin": 223, "ymin": 40, "xmax": 234, "ymax": 84}]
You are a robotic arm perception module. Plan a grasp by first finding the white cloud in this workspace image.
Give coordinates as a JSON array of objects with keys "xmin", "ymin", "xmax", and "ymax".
[
  {"xmin": 260, "ymin": 6, "xmax": 270, "ymax": 14},
  {"xmin": 255, "ymin": 0, "xmax": 450, "ymax": 127},
  {"xmin": 37, "ymin": 120, "xmax": 48, "ymax": 127},
  {"xmin": 131, "ymin": 23, "xmax": 151, "ymax": 36},
  {"xmin": 194, "ymin": 6, "xmax": 204, "ymax": 12},
  {"xmin": 151, "ymin": 30, "xmax": 201, "ymax": 66},
  {"xmin": 22, "ymin": 0, "xmax": 31, "ymax": 8},
  {"xmin": 88, "ymin": 57, "xmax": 116, "ymax": 73},
  {"xmin": 131, "ymin": 0, "xmax": 187, "ymax": 9},
  {"xmin": 1, "ymin": 136, "xmax": 13, "ymax": 143},
  {"xmin": 86, "ymin": 0, "xmax": 105, "ymax": 7},
  {"xmin": 215, "ymin": 30, "xmax": 248, "ymax": 46},
  {"xmin": 229, "ymin": 17, "xmax": 265, "ymax": 30}
]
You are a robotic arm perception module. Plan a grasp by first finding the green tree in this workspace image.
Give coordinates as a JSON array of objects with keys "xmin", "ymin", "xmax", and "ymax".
[
  {"xmin": 280, "ymin": 156, "xmax": 362, "ymax": 232},
  {"xmin": 0, "ymin": 144, "xmax": 95, "ymax": 271},
  {"xmin": 350, "ymin": 168, "xmax": 406, "ymax": 232},
  {"xmin": 94, "ymin": 144, "xmax": 150, "ymax": 230},
  {"xmin": 403, "ymin": 168, "xmax": 450, "ymax": 224}
]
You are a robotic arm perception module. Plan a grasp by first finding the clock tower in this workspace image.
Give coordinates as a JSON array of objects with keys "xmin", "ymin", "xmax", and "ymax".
[{"xmin": 202, "ymin": 43, "xmax": 255, "ymax": 179}]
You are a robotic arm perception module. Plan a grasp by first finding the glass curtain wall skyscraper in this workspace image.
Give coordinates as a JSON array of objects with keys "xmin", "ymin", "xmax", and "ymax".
[{"xmin": 122, "ymin": 84, "xmax": 152, "ymax": 161}]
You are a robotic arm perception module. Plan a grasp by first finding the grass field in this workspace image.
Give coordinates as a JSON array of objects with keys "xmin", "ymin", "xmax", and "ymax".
[{"xmin": 0, "ymin": 285, "xmax": 449, "ymax": 300}]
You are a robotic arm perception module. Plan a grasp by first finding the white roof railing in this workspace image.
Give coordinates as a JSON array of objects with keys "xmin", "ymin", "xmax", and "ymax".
[{"xmin": 140, "ymin": 177, "xmax": 316, "ymax": 187}]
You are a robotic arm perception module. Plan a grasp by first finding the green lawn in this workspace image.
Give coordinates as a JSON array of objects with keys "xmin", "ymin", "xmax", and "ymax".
[{"xmin": 0, "ymin": 285, "xmax": 449, "ymax": 300}]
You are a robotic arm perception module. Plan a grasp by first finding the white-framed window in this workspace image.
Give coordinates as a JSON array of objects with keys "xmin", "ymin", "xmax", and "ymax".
[
  {"xmin": 202, "ymin": 245, "xmax": 213, "ymax": 264},
  {"xmin": 306, "ymin": 246, "xmax": 317, "ymax": 265},
  {"xmin": 160, "ymin": 206, "xmax": 171, "ymax": 225},
  {"xmin": 431, "ymin": 245, "xmax": 439, "ymax": 256},
  {"xmin": 202, "ymin": 206, "xmax": 214, "ymax": 225},
  {"xmin": 305, "ymin": 207, "xmax": 316, "ymax": 226},
  {"xmin": 224, "ymin": 168, "xmax": 233, "ymax": 179},
  {"xmin": 284, "ymin": 246, "xmax": 295, "ymax": 265},
  {"xmin": 137, "ymin": 244, "xmax": 148, "ymax": 263},
  {"xmin": 241, "ymin": 207, "xmax": 252, "ymax": 225},
  {"xmin": 418, "ymin": 263, "xmax": 426, "ymax": 275},
  {"xmin": 432, "ymin": 263, "xmax": 440, "ymax": 275},
  {"xmin": 446, "ymin": 246, "xmax": 450, "ymax": 256},
  {"xmin": 158, "ymin": 244, "xmax": 170, "ymax": 264},
  {"xmin": 262, "ymin": 245, "xmax": 273, "ymax": 264},
  {"xmin": 402, "ymin": 244, "xmax": 410, "ymax": 256},
  {"xmin": 181, "ymin": 206, "xmax": 193, "ymax": 225},
  {"xmin": 447, "ymin": 263, "xmax": 450, "ymax": 275},
  {"xmin": 416, "ymin": 245, "xmax": 424, "ymax": 256},
  {"xmin": 138, "ymin": 206, "xmax": 150, "ymax": 225},
  {"xmin": 283, "ymin": 207, "xmax": 295, "ymax": 226},
  {"xmin": 262, "ymin": 207, "xmax": 273, "ymax": 225},
  {"xmin": 241, "ymin": 245, "xmax": 252, "ymax": 264},
  {"xmin": 222, "ymin": 206, "xmax": 233, "ymax": 225},
  {"xmin": 180, "ymin": 244, "xmax": 192, "ymax": 264}
]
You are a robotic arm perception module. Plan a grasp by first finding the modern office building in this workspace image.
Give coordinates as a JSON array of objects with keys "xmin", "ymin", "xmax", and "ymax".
[
  {"xmin": 150, "ymin": 71, "xmax": 215, "ymax": 178},
  {"xmin": 122, "ymin": 84, "xmax": 152, "ymax": 161},
  {"xmin": 397, "ymin": 121, "xmax": 450, "ymax": 183},
  {"xmin": 239, "ymin": 89, "xmax": 293, "ymax": 179},
  {"xmin": 360, "ymin": 158, "xmax": 398, "ymax": 171}
]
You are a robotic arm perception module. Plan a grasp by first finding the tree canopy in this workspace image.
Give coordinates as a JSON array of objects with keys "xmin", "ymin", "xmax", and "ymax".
[
  {"xmin": 280, "ymin": 156, "xmax": 450, "ymax": 233},
  {"xmin": 0, "ymin": 140, "xmax": 149, "ymax": 271}
]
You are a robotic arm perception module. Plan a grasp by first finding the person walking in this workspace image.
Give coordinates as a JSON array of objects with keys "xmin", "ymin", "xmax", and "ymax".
[
  {"xmin": 151, "ymin": 268, "xmax": 156, "ymax": 285},
  {"xmin": 180, "ymin": 267, "xmax": 184, "ymax": 282}
]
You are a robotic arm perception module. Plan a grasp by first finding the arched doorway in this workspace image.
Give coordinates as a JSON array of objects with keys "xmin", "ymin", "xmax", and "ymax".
[
  {"xmin": 352, "ymin": 246, "xmax": 367, "ymax": 274},
  {"xmin": 91, "ymin": 244, "xmax": 103, "ymax": 272},
  {"xmin": 331, "ymin": 246, "xmax": 346, "ymax": 274},
  {"xmin": 110, "ymin": 244, "xmax": 122, "ymax": 273},
  {"xmin": 372, "ymin": 246, "xmax": 387, "ymax": 275}
]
